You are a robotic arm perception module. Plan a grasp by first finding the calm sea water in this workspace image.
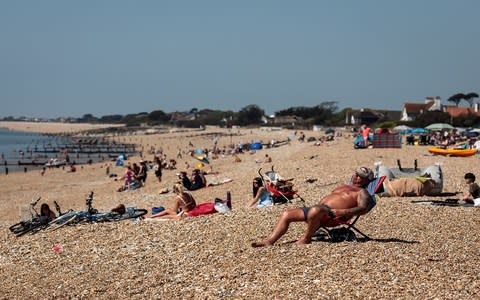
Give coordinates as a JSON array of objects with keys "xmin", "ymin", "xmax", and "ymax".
[{"xmin": 0, "ymin": 128, "xmax": 71, "ymax": 172}]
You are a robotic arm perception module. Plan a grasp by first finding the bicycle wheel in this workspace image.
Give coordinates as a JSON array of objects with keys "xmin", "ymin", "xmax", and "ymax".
[
  {"xmin": 130, "ymin": 208, "xmax": 148, "ymax": 219},
  {"xmin": 103, "ymin": 208, "xmax": 147, "ymax": 222},
  {"xmin": 9, "ymin": 221, "xmax": 27, "ymax": 234},
  {"xmin": 15, "ymin": 220, "xmax": 45, "ymax": 237},
  {"xmin": 123, "ymin": 208, "xmax": 148, "ymax": 220},
  {"xmin": 28, "ymin": 222, "xmax": 50, "ymax": 235}
]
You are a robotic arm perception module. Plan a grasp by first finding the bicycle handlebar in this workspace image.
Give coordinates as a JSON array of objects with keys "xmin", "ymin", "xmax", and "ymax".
[
  {"xmin": 30, "ymin": 197, "xmax": 41, "ymax": 207},
  {"xmin": 85, "ymin": 191, "xmax": 95, "ymax": 213},
  {"xmin": 54, "ymin": 201, "xmax": 62, "ymax": 215}
]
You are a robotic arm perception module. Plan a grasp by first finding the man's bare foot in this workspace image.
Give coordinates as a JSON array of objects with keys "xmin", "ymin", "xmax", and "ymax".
[
  {"xmin": 294, "ymin": 238, "xmax": 311, "ymax": 245},
  {"xmin": 251, "ymin": 240, "xmax": 273, "ymax": 248}
]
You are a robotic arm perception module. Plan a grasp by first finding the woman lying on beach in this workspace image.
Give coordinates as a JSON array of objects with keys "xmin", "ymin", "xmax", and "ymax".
[{"xmin": 149, "ymin": 184, "xmax": 197, "ymax": 220}]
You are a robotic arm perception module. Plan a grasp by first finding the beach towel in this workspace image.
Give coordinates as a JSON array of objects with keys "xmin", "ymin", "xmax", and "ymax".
[
  {"xmin": 411, "ymin": 199, "xmax": 480, "ymax": 207},
  {"xmin": 186, "ymin": 202, "xmax": 217, "ymax": 217},
  {"xmin": 207, "ymin": 178, "xmax": 233, "ymax": 187}
]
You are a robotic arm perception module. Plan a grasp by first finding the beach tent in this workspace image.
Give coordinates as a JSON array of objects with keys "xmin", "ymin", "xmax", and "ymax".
[
  {"xmin": 115, "ymin": 155, "xmax": 125, "ymax": 166},
  {"xmin": 194, "ymin": 148, "xmax": 205, "ymax": 155},
  {"xmin": 353, "ymin": 135, "xmax": 367, "ymax": 149},
  {"xmin": 250, "ymin": 142, "xmax": 263, "ymax": 150}
]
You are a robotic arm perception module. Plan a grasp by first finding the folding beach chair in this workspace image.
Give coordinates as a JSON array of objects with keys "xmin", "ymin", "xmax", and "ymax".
[
  {"xmin": 314, "ymin": 175, "xmax": 386, "ymax": 242},
  {"xmin": 259, "ymin": 167, "xmax": 305, "ymax": 205}
]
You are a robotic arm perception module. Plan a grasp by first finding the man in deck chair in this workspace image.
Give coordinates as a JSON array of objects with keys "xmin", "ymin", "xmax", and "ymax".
[{"xmin": 252, "ymin": 167, "xmax": 382, "ymax": 247}]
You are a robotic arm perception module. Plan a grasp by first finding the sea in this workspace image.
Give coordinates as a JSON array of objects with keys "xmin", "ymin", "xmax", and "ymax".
[{"xmin": 0, "ymin": 128, "xmax": 72, "ymax": 173}]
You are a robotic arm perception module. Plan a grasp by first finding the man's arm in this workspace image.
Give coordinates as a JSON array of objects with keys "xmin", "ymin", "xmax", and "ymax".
[{"xmin": 333, "ymin": 189, "xmax": 373, "ymax": 221}]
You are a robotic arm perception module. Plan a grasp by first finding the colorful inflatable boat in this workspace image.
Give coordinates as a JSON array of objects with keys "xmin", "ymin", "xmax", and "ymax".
[{"xmin": 427, "ymin": 147, "xmax": 477, "ymax": 157}]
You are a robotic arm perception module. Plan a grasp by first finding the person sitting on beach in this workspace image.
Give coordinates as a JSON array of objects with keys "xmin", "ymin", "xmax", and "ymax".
[
  {"xmin": 263, "ymin": 154, "xmax": 272, "ymax": 163},
  {"xmin": 252, "ymin": 167, "xmax": 376, "ymax": 247},
  {"xmin": 179, "ymin": 169, "xmax": 206, "ymax": 191},
  {"xmin": 247, "ymin": 177, "xmax": 273, "ymax": 208},
  {"xmin": 233, "ymin": 154, "xmax": 242, "ymax": 163},
  {"xmin": 190, "ymin": 169, "xmax": 206, "ymax": 190},
  {"xmin": 461, "ymin": 173, "xmax": 480, "ymax": 203},
  {"xmin": 132, "ymin": 163, "xmax": 140, "ymax": 177},
  {"xmin": 167, "ymin": 159, "xmax": 177, "ymax": 170},
  {"xmin": 40, "ymin": 203, "xmax": 56, "ymax": 222},
  {"xmin": 149, "ymin": 184, "xmax": 197, "ymax": 220},
  {"xmin": 178, "ymin": 171, "xmax": 191, "ymax": 189}
]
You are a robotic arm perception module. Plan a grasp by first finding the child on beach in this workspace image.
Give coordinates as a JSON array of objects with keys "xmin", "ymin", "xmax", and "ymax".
[
  {"xmin": 116, "ymin": 165, "xmax": 134, "ymax": 191},
  {"xmin": 461, "ymin": 173, "xmax": 480, "ymax": 203}
]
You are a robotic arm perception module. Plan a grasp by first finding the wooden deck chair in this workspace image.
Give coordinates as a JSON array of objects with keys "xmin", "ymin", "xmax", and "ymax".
[{"xmin": 314, "ymin": 175, "xmax": 386, "ymax": 242}]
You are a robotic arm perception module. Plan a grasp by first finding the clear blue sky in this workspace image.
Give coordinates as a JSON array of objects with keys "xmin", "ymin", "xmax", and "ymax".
[{"xmin": 1, "ymin": 0, "xmax": 479, "ymax": 119}]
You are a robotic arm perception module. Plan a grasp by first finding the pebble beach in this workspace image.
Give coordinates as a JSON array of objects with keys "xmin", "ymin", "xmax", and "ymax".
[{"xmin": 0, "ymin": 122, "xmax": 478, "ymax": 299}]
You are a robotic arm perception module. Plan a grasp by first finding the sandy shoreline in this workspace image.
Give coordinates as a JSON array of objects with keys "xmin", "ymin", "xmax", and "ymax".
[
  {"xmin": 0, "ymin": 125, "xmax": 478, "ymax": 298},
  {"xmin": 0, "ymin": 121, "xmax": 123, "ymax": 134}
]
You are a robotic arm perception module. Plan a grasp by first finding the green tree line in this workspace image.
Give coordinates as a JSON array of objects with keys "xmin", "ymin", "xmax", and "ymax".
[{"xmin": 74, "ymin": 102, "xmax": 346, "ymax": 128}]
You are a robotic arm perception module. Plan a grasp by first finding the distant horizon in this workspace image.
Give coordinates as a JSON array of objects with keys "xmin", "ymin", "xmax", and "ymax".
[
  {"xmin": 1, "ymin": 96, "xmax": 477, "ymax": 120},
  {"xmin": 2, "ymin": 1, "xmax": 479, "ymax": 119}
]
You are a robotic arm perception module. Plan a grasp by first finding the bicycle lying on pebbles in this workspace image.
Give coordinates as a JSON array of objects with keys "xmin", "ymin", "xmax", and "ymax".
[
  {"xmin": 9, "ymin": 192, "xmax": 148, "ymax": 236},
  {"xmin": 47, "ymin": 191, "xmax": 147, "ymax": 231}
]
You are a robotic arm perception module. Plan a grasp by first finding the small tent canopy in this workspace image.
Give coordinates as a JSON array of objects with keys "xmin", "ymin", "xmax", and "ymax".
[
  {"xmin": 115, "ymin": 154, "xmax": 125, "ymax": 166},
  {"xmin": 194, "ymin": 148, "xmax": 205, "ymax": 155}
]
